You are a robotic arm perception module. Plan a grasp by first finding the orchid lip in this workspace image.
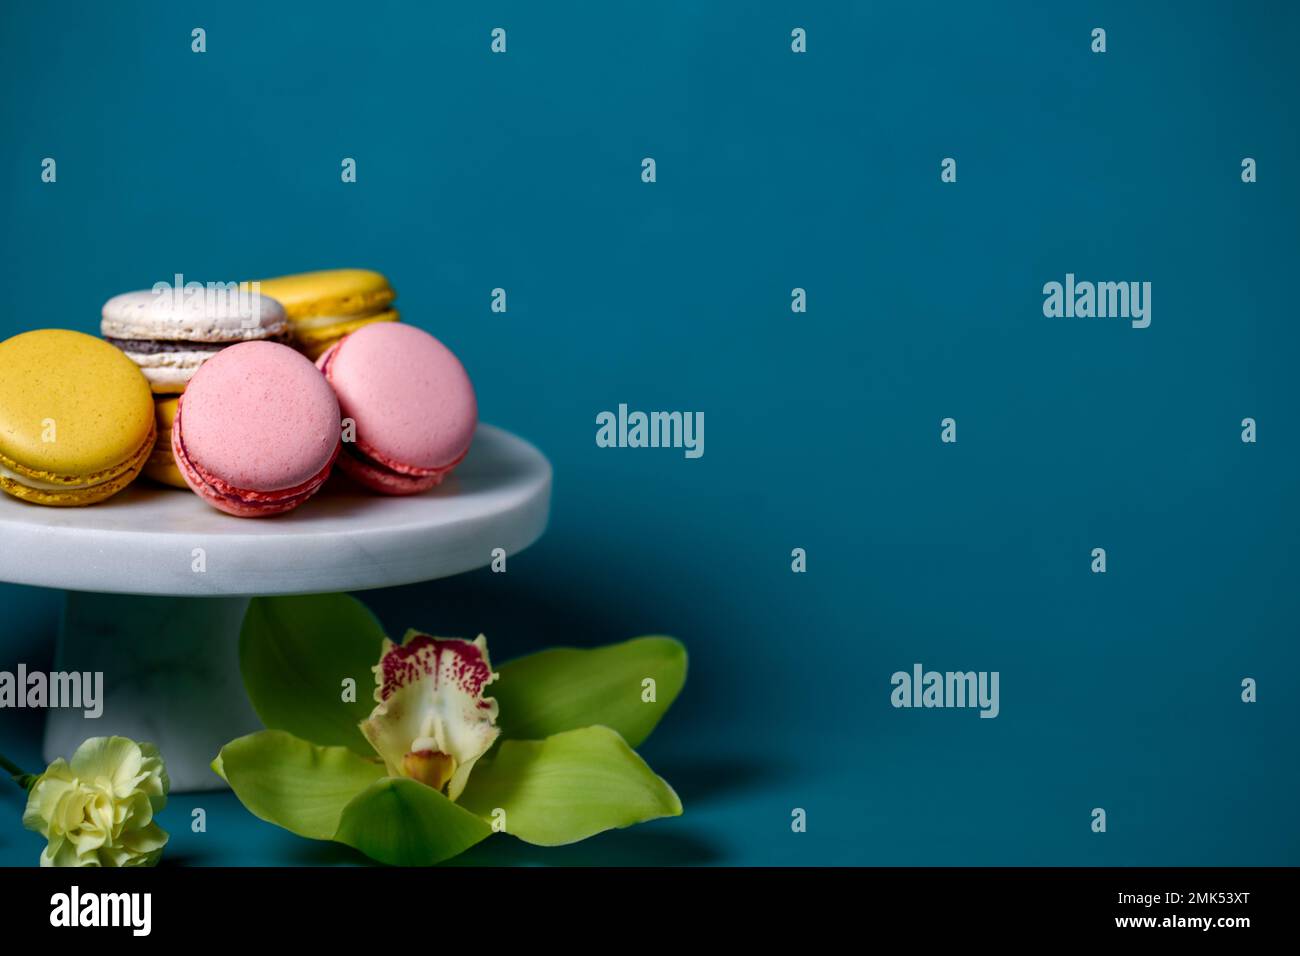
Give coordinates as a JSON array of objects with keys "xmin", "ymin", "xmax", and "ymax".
[{"xmin": 360, "ymin": 631, "xmax": 500, "ymax": 801}]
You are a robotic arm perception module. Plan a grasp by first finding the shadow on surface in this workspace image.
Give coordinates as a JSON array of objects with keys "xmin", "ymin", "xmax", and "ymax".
[
  {"xmin": 451, "ymin": 826, "xmax": 722, "ymax": 867},
  {"xmin": 271, "ymin": 828, "xmax": 721, "ymax": 868},
  {"xmin": 281, "ymin": 839, "xmax": 374, "ymax": 867},
  {"xmin": 645, "ymin": 754, "xmax": 775, "ymax": 808}
]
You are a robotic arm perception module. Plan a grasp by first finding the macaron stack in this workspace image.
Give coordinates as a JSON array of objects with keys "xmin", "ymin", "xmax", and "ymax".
[
  {"xmin": 0, "ymin": 270, "xmax": 478, "ymax": 516},
  {"xmin": 101, "ymin": 288, "xmax": 288, "ymax": 489},
  {"xmin": 249, "ymin": 269, "xmax": 399, "ymax": 360},
  {"xmin": 317, "ymin": 323, "xmax": 477, "ymax": 494},
  {"xmin": 0, "ymin": 330, "xmax": 155, "ymax": 505}
]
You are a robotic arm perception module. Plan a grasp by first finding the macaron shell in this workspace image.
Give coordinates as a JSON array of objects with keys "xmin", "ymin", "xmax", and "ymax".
[
  {"xmin": 101, "ymin": 290, "xmax": 287, "ymax": 342},
  {"xmin": 154, "ymin": 396, "xmax": 180, "ymax": 430},
  {"xmin": 143, "ymin": 398, "xmax": 187, "ymax": 488},
  {"xmin": 0, "ymin": 329, "xmax": 155, "ymax": 479},
  {"xmin": 247, "ymin": 270, "xmax": 394, "ymax": 320},
  {"xmin": 176, "ymin": 340, "xmax": 340, "ymax": 494},
  {"xmin": 319, "ymin": 323, "xmax": 476, "ymax": 473},
  {"xmin": 143, "ymin": 445, "xmax": 188, "ymax": 488},
  {"xmin": 293, "ymin": 308, "xmax": 400, "ymax": 344},
  {"xmin": 297, "ymin": 310, "xmax": 400, "ymax": 361}
]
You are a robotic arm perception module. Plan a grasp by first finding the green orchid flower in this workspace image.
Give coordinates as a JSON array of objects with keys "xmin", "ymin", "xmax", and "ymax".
[{"xmin": 214, "ymin": 594, "xmax": 686, "ymax": 865}]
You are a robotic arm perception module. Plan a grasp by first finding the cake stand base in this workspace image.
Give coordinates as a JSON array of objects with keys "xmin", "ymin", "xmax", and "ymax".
[{"xmin": 43, "ymin": 592, "xmax": 260, "ymax": 793}]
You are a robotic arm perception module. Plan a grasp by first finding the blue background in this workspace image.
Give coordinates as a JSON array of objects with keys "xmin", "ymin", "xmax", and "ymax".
[{"xmin": 1, "ymin": 1, "xmax": 1297, "ymax": 866}]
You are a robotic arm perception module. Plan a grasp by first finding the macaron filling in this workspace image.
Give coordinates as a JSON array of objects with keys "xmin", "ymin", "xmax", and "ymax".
[
  {"xmin": 0, "ymin": 427, "xmax": 154, "ymax": 489},
  {"xmin": 103, "ymin": 337, "xmax": 230, "ymax": 355},
  {"xmin": 0, "ymin": 461, "xmax": 121, "ymax": 493}
]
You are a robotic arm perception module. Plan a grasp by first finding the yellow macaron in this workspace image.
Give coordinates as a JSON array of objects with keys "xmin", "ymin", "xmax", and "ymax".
[
  {"xmin": 0, "ymin": 329, "xmax": 155, "ymax": 505},
  {"xmin": 246, "ymin": 269, "xmax": 400, "ymax": 358},
  {"xmin": 294, "ymin": 310, "xmax": 399, "ymax": 359},
  {"xmin": 141, "ymin": 395, "xmax": 188, "ymax": 488}
]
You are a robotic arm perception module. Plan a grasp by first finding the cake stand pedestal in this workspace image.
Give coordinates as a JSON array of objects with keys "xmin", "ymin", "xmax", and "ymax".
[{"xmin": 0, "ymin": 425, "xmax": 551, "ymax": 791}]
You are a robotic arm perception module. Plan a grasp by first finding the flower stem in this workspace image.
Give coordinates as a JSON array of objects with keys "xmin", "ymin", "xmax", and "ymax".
[{"xmin": 0, "ymin": 752, "xmax": 36, "ymax": 791}]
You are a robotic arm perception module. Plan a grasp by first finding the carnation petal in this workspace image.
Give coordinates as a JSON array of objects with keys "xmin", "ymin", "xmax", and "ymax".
[
  {"xmin": 69, "ymin": 737, "xmax": 143, "ymax": 794},
  {"xmin": 24, "ymin": 736, "xmax": 170, "ymax": 868}
]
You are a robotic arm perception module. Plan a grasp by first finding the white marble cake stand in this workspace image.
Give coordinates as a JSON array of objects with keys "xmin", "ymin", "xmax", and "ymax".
[{"xmin": 0, "ymin": 425, "xmax": 551, "ymax": 791}]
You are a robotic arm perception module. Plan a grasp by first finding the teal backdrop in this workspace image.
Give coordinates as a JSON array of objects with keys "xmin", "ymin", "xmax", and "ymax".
[{"xmin": 1, "ymin": 1, "xmax": 1297, "ymax": 865}]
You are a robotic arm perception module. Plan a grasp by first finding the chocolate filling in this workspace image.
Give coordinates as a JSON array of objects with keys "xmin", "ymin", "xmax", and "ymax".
[
  {"xmin": 104, "ymin": 329, "xmax": 292, "ymax": 354},
  {"xmin": 103, "ymin": 337, "xmax": 227, "ymax": 355}
]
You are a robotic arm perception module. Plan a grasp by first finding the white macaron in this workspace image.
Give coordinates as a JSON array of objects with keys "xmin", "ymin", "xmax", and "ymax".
[{"xmin": 101, "ymin": 288, "xmax": 288, "ymax": 394}]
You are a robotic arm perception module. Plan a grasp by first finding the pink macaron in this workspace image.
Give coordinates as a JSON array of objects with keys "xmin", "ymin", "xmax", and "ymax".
[
  {"xmin": 172, "ymin": 341, "xmax": 341, "ymax": 517},
  {"xmin": 316, "ymin": 323, "xmax": 476, "ymax": 495}
]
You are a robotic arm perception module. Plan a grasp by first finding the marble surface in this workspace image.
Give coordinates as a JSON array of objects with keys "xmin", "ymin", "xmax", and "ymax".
[
  {"xmin": 0, "ymin": 425, "xmax": 551, "ymax": 597},
  {"xmin": 43, "ymin": 594, "xmax": 260, "ymax": 791}
]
